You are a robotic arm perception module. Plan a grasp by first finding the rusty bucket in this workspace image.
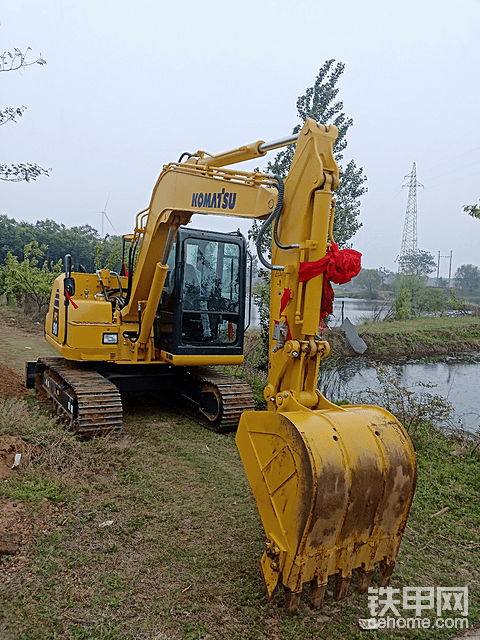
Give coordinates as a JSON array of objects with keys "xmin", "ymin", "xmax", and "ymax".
[{"xmin": 236, "ymin": 403, "xmax": 417, "ymax": 612}]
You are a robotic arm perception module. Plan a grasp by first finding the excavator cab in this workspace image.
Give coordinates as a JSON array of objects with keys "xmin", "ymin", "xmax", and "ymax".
[{"xmin": 154, "ymin": 227, "xmax": 247, "ymax": 357}]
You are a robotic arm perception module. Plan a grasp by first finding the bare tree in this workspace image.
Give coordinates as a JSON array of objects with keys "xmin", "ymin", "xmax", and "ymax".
[{"xmin": 0, "ymin": 46, "xmax": 49, "ymax": 182}]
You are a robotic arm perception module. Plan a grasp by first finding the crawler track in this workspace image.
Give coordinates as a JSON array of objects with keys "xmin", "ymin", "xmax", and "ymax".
[
  {"xmin": 181, "ymin": 366, "xmax": 255, "ymax": 433},
  {"xmin": 32, "ymin": 359, "xmax": 254, "ymax": 438},
  {"xmin": 34, "ymin": 357, "xmax": 123, "ymax": 438}
]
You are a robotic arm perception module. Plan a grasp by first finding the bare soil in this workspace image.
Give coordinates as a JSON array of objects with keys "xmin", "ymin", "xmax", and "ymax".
[
  {"xmin": 0, "ymin": 362, "xmax": 30, "ymax": 404},
  {"xmin": 0, "ymin": 432, "xmax": 61, "ymax": 561}
]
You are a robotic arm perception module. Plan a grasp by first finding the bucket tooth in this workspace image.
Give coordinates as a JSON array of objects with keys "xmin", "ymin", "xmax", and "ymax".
[
  {"xmin": 310, "ymin": 578, "xmax": 327, "ymax": 608},
  {"xmin": 334, "ymin": 574, "xmax": 352, "ymax": 601},
  {"xmin": 357, "ymin": 568, "xmax": 374, "ymax": 594},
  {"xmin": 380, "ymin": 560, "xmax": 396, "ymax": 587},
  {"xmin": 284, "ymin": 589, "xmax": 301, "ymax": 615}
]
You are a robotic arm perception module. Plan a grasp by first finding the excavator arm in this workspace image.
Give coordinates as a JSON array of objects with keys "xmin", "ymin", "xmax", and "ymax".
[{"xmin": 231, "ymin": 120, "xmax": 416, "ymax": 611}]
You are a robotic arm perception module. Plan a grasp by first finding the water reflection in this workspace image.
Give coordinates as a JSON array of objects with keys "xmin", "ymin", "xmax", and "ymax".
[{"xmin": 330, "ymin": 298, "xmax": 393, "ymax": 326}]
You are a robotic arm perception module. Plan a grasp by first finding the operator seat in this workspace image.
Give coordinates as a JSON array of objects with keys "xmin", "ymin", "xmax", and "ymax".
[{"xmin": 183, "ymin": 263, "xmax": 201, "ymax": 310}]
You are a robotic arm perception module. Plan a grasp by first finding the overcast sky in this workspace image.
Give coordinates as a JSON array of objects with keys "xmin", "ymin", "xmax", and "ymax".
[{"xmin": 1, "ymin": 0, "xmax": 479, "ymax": 277}]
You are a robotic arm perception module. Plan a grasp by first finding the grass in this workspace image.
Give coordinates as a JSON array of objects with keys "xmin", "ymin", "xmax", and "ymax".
[
  {"xmin": 0, "ymin": 301, "xmax": 478, "ymax": 638},
  {"xmin": 347, "ymin": 315, "xmax": 480, "ymax": 361},
  {"xmin": 358, "ymin": 315, "xmax": 480, "ymax": 338},
  {"xmin": 0, "ymin": 395, "xmax": 478, "ymax": 640}
]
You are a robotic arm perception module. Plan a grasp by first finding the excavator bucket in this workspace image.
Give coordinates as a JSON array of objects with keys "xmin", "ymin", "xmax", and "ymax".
[{"xmin": 236, "ymin": 403, "xmax": 417, "ymax": 612}]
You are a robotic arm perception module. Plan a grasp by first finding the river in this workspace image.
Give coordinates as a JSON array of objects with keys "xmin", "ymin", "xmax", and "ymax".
[
  {"xmin": 330, "ymin": 298, "xmax": 393, "ymax": 326},
  {"xmin": 322, "ymin": 355, "xmax": 480, "ymax": 435},
  {"xmin": 248, "ymin": 297, "xmax": 479, "ymax": 435},
  {"xmin": 248, "ymin": 296, "xmax": 391, "ymax": 329}
]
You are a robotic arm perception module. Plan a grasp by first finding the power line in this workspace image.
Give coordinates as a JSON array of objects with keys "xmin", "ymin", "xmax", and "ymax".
[
  {"xmin": 423, "ymin": 159, "xmax": 480, "ymax": 184},
  {"xmin": 423, "ymin": 168, "xmax": 480, "ymax": 189},
  {"xmin": 422, "ymin": 144, "xmax": 480, "ymax": 174}
]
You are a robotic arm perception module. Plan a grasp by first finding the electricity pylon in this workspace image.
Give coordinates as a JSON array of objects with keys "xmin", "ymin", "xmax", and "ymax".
[{"xmin": 398, "ymin": 163, "xmax": 424, "ymax": 272}]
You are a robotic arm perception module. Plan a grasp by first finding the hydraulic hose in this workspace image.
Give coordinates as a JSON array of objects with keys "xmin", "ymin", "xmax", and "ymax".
[
  {"xmin": 256, "ymin": 174, "xmax": 298, "ymax": 271},
  {"xmin": 273, "ymin": 176, "xmax": 299, "ymax": 251}
]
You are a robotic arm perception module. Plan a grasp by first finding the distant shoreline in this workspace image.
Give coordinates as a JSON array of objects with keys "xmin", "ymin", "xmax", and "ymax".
[{"xmin": 326, "ymin": 316, "xmax": 480, "ymax": 361}]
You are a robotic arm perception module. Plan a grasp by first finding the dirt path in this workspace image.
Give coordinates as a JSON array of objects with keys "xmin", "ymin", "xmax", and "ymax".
[
  {"xmin": 0, "ymin": 307, "xmax": 45, "ymax": 402},
  {"xmin": 0, "ymin": 306, "xmax": 55, "ymax": 377}
]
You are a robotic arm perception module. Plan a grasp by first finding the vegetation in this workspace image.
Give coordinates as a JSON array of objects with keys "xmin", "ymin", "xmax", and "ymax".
[
  {"xmin": 0, "ymin": 371, "xmax": 477, "ymax": 639},
  {"xmin": 327, "ymin": 315, "xmax": 480, "ymax": 361},
  {"xmin": 455, "ymin": 263, "xmax": 480, "ymax": 294},
  {"xmin": 397, "ymin": 249, "xmax": 437, "ymax": 276},
  {"xmin": 356, "ymin": 365, "xmax": 454, "ymax": 434},
  {"xmin": 251, "ymin": 58, "xmax": 367, "ymax": 254},
  {"xmin": 1, "ymin": 46, "xmax": 49, "ymax": 183},
  {"xmin": 0, "ymin": 226, "xmax": 123, "ymax": 322},
  {"xmin": 0, "ymin": 291, "xmax": 478, "ymax": 639},
  {"xmin": 0, "ymin": 242, "xmax": 62, "ymax": 317},
  {"xmin": 0, "ymin": 215, "xmax": 122, "ymax": 272},
  {"xmin": 357, "ymin": 314, "xmax": 480, "ymax": 337},
  {"xmin": 463, "ymin": 201, "xmax": 480, "ymax": 220},
  {"xmin": 393, "ymin": 274, "xmax": 452, "ymax": 320},
  {"xmin": 249, "ymin": 59, "xmax": 368, "ymax": 368},
  {"xmin": 353, "ymin": 268, "xmax": 384, "ymax": 299}
]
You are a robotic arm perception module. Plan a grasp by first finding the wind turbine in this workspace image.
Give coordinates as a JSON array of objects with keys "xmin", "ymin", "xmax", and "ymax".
[{"xmin": 96, "ymin": 192, "xmax": 117, "ymax": 237}]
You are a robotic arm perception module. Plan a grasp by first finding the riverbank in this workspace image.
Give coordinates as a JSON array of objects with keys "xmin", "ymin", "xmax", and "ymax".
[{"xmin": 327, "ymin": 316, "xmax": 480, "ymax": 361}]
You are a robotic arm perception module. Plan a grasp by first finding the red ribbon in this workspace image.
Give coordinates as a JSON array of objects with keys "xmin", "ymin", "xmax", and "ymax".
[
  {"xmin": 299, "ymin": 243, "xmax": 362, "ymax": 320},
  {"xmin": 280, "ymin": 288, "xmax": 291, "ymax": 315},
  {"xmin": 299, "ymin": 243, "xmax": 362, "ymax": 284},
  {"xmin": 65, "ymin": 290, "xmax": 78, "ymax": 309}
]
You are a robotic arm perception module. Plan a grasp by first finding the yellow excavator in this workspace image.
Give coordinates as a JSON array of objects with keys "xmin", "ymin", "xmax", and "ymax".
[{"xmin": 26, "ymin": 119, "xmax": 416, "ymax": 612}]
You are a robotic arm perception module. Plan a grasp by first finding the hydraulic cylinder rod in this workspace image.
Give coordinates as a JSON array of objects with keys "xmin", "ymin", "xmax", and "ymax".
[{"xmin": 197, "ymin": 133, "xmax": 300, "ymax": 168}]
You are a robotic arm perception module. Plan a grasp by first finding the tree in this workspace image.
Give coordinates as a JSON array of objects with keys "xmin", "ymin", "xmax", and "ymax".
[
  {"xmin": 248, "ymin": 61, "xmax": 367, "ymax": 361},
  {"xmin": 393, "ymin": 273, "xmax": 449, "ymax": 318},
  {"xmin": 0, "ymin": 241, "xmax": 62, "ymax": 318},
  {"xmin": 1, "ymin": 46, "xmax": 49, "ymax": 182},
  {"xmin": 454, "ymin": 264, "xmax": 480, "ymax": 293},
  {"xmin": 398, "ymin": 249, "xmax": 436, "ymax": 276},
  {"xmin": 253, "ymin": 59, "xmax": 367, "ymax": 250},
  {"xmin": 354, "ymin": 268, "xmax": 383, "ymax": 299},
  {"xmin": 463, "ymin": 203, "xmax": 480, "ymax": 220},
  {"xmin": 0, "ymin": 214, "xmax": 32, "ymax": 262},
  {"xmin": 0, "ymin": 215, "xmax": 103, "ymax": 270},
  {"xmin": 94, "ymin": 235, "xmax": 123, "ymax": 271}
]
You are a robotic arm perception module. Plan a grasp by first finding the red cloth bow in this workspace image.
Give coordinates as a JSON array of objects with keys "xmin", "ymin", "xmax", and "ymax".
[
  {"xmin": 299, "ymin": 243, "xmax": 362, "ymax": 284},
  {"xmin": 299, "ymin": 243, "xmax": 362, "ymax": 319}
]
